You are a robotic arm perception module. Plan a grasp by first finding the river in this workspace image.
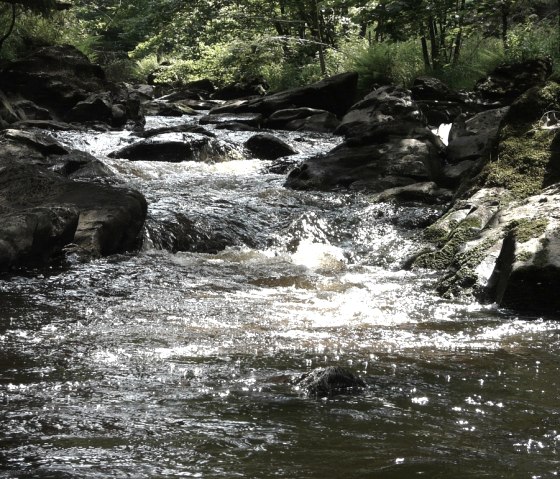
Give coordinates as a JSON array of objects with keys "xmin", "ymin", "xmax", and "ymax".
[{"xmin": 1, "ymin": 115, "xmax": 559, "ymax": 478}]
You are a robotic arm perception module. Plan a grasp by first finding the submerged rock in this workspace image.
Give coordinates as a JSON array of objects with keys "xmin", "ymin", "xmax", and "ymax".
[{"xmin": 295, "ymin": 366, "xmax": 366, "ymax": 398}]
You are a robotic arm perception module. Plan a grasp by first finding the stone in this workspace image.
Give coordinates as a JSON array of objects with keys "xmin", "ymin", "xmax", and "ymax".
[
  {"xmin": 244, "ymin": 133, "xmax": 298, "ymax": 160},
  {"xmin": 375, "ymin": 181, "xmax": 453, "ymax": 204},
  {"xmin": 199, "ymin": 112, "xmax": 263, "ymax": 127},
  {"xmin": 141, "ymin": 100, "xmax": 197, "ymax": 116},
  {"xmin": 0, "ymin": 162, "xmax": 147, "ymax": 269},
  {"xmin": 295, "ymin": 366, "xmax": 366, "ymax": 398},
  {"xmin": 0, "ymin": 45, "xmax": 145, "ymax": 128},
  {"xmin": 285, "ymin": 85, "xmax": 445, "ymax": 191},
  {"xmin": 109, "ymin": 133, "xmax": 212, "ymax": 162},
  {"xmin": 447, "ymin": 107, "xmax": 509, "ymax": 164},
  {"xmin": 474, "ymin": 57, "xmax": 552, "ymax": 105},
  {"xmin": 266, "ymin": 107, "xmax": 340, "ymax": 133},
  {"xmin": 210, "ymin": 72, "xmax": 359, "ymax": 118}
]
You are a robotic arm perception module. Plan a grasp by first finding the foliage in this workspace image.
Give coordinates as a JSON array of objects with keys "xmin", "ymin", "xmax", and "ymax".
[{"xmin": 1, "ymin": 0, "xmax": 560, "ymax": 92}]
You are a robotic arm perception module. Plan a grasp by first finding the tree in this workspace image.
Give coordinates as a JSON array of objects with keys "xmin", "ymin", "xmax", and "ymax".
[{"xmin": 0, "ymin": 0, "xmax": 70, "ymax": 52}]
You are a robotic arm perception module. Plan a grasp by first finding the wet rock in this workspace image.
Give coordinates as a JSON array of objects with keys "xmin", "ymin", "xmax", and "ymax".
[
  {"xmin": 109, "ymin": 133, "xmax": 212, "ymax": 162},
  {"xmin": 285, "ymin": 85, "xmax": 445, "ymax": 192},
  {"xmin": 12, "ymin": 99, "xmax": 52, "ymax": 121},
  {"xmin": 141, "ymin": 100, "xmax": 197, "ymax": 117},
  {"xmin": 139, "ymin": 124, "xmax": 216, "ymax": 139},
  {"xmin": 375, "ymin": 181, "xmax": 453, "ymax": 204},
  {"xmin": 245, "ymin": 133, "xmax": 297, "ymax": 160},
  {"xmin": 0, "ymin": 163, "xmax": 147, "ymax": 269},
  {"xmin": 67, "ymin": 92, "xmax": 114, "ymax": 124},
  {"xmin": 213, "ymin": 122, "xmax": 260, "ymax": 132},
  {"xmin": 3, "ymin": 129, "xmax": 68, "ymax": 156},
  {"xmin": 11, "ymin": 119, "xmax": 77, "ymax": 131},
  {"xmin": 266, "ymin": 107, "xmax": 340, "ymax": 133},
  {"xmin": 447, "ymin": 107, "xmax": 509, "ymax": 164},
  {"xmin": 295, "ymin": 366, "xmax": 366, "ymax": 398},
  {"xmin": 474, "ymin": 57, "xmax": 552, "ymax": 106},
  {"xmin": 199, "ymin": 112, "xmax": 263, "ymax": 128}
]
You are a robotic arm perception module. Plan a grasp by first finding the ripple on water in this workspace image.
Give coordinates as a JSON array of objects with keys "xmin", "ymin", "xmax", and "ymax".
[{"xmin": 2, "ymin": 118, "xmax": 559, "ymax": 478}]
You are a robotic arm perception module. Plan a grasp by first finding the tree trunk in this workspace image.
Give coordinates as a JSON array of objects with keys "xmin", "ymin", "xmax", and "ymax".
[
  {"xmin": 421, "ymin": 35, "xmax": 432, "ymax": 70},
  {"xmin": 0, "ymin": 3, "xmax": 17, "ymax": 53}
]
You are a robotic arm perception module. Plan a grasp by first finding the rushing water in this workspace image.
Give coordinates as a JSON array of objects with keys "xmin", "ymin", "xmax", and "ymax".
[{"xmin": 1, "ymin": 115, "xmax": 560, "ymax": 479}]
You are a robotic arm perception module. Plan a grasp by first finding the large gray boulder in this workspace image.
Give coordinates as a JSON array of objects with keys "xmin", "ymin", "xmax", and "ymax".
[
  {"xmin": 285, "ymin": 85, "xmax": 445, "ymax": 192},
  {"xmin": 210, "ymin": 72, "xmax": 358, "ymax": 118},
  {"xmin": 265, "ymin": 108, "xmax": 340, "ymax": 133},
  {"xmin": 0, "ymin": 132, "xmax": 147, "ymax": 270},
  {"xmin": 413, "ymin": 81, "xmax": 560, "ymax": 314}
]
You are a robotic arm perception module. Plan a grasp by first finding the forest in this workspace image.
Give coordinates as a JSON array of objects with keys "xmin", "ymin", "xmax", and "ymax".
[{"xmin": 1, "ymin": 0, "xmax": 559, "ymax": 93}]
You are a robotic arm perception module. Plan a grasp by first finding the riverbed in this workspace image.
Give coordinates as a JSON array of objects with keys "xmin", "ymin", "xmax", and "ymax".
[{"xmin": 1, "ymin": 116, "xmax": 559, "ymax": 478}]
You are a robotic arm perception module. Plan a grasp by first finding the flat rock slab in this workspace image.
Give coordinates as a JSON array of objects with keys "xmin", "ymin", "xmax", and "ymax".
[{"xmin": 199, "ymin": 112, "xmax": 263, "ymax": 127}]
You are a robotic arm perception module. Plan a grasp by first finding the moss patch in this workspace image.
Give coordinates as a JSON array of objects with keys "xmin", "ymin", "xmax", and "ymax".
[
  {"xmin": 471, "ymin": 81, "xmax": 560, "ymax": 201},
  {"xmin": 506, "ymin": 218, "xmax": 549, "ymax": 243},
  {"xmin": 415, "ymin": 215, "xmax": 483, "ymax": 269}
]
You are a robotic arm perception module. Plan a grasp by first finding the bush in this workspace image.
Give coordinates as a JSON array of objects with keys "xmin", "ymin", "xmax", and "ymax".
[{"xmin": 506, "ymin": 20, "xmax": 559, "ymax": 66}]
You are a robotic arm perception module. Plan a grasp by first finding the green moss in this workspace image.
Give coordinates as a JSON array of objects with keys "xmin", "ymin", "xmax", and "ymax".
[
  {"xmin": 424, "ymin": 225, "xmax": 448, "ymax": 243},
  {"xmin": 515, "ymin": 251, "xmax": 533, "ymax": 263},
  {"xmin": 414, "ymin": 215, "xmax": 483, "ymax": 269},
  {"xmin": 506, "ymin": 218, "xmax": 549, "ymax": 243},
  {"xmin": 470, "ymin": 81, "xmax": 560, "ymax": 201}
]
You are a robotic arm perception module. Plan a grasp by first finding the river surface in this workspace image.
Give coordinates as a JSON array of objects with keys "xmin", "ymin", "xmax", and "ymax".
[{"xmin": 1, "ymin": 115, "xmax": 560, "ymax": 478}]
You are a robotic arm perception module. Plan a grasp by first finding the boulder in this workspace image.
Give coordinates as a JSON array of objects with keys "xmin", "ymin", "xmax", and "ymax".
[
  {"xmin": 484, "ymin": 189, "xmax": 560, "ymax": 313},
  {"xmin": 411, "ymin": 76, "xmax": 465, "ymax": 126},
  {"xmin": 212, "ymin": 76, "xmax": 267, "ymax": 100},
  {"xmin": 0, "ymin": 44, "xmax": 106, "ymax": 114},
  {"xmin": 109, "ymin": 133, "xmax": 212, "ymax": 162},
  {"xmin": 447, "ymin": 107, "xmax": 509, "ymax": 164},
  {"xmin": 285, "ymin": 85, "xmax": 445, "ymax": 192},
  {"xmin": 375, "ymin": 181, "xmax": 453, "ymax": 204},
  {"xmin": 244, "ymin": 133, "xmax": 297, "ymax": 160},
  {"xmin": 265, "ymin": 107, "xmax": 340, "ymax": 133},
  {"xmin": 413, "ymin": 81, "xmax": 560, "ymax": 313},
  {"xmin": 139, "ymin": 124, "xmax": 215, "ymax": 139},
  {"xmin": 0, "ymin": 163, "xmax": 147, "ymax": 269},
  {"xmin": 295, "ymin": 366, "xmax": 366, "ymax": 398},
  {"xmin": 210, "ymin": 72, "xmax": 359, "ymax": 118},
  {"xmin": 0, "ymin": 45, "xmax": 145, "ymax": 128},
  {"xmin": 474, "ymin": 57, "xmax": 552, "ymax": 106},
  {"xmin": 141, "ymin": 100, "xmax": 197, "ymax": 116}
]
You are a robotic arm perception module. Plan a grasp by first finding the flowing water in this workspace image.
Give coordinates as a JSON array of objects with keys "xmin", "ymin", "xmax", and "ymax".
[{"xmin": 1, "ymin": 115, "xmax": 560, "ymax": 479}]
